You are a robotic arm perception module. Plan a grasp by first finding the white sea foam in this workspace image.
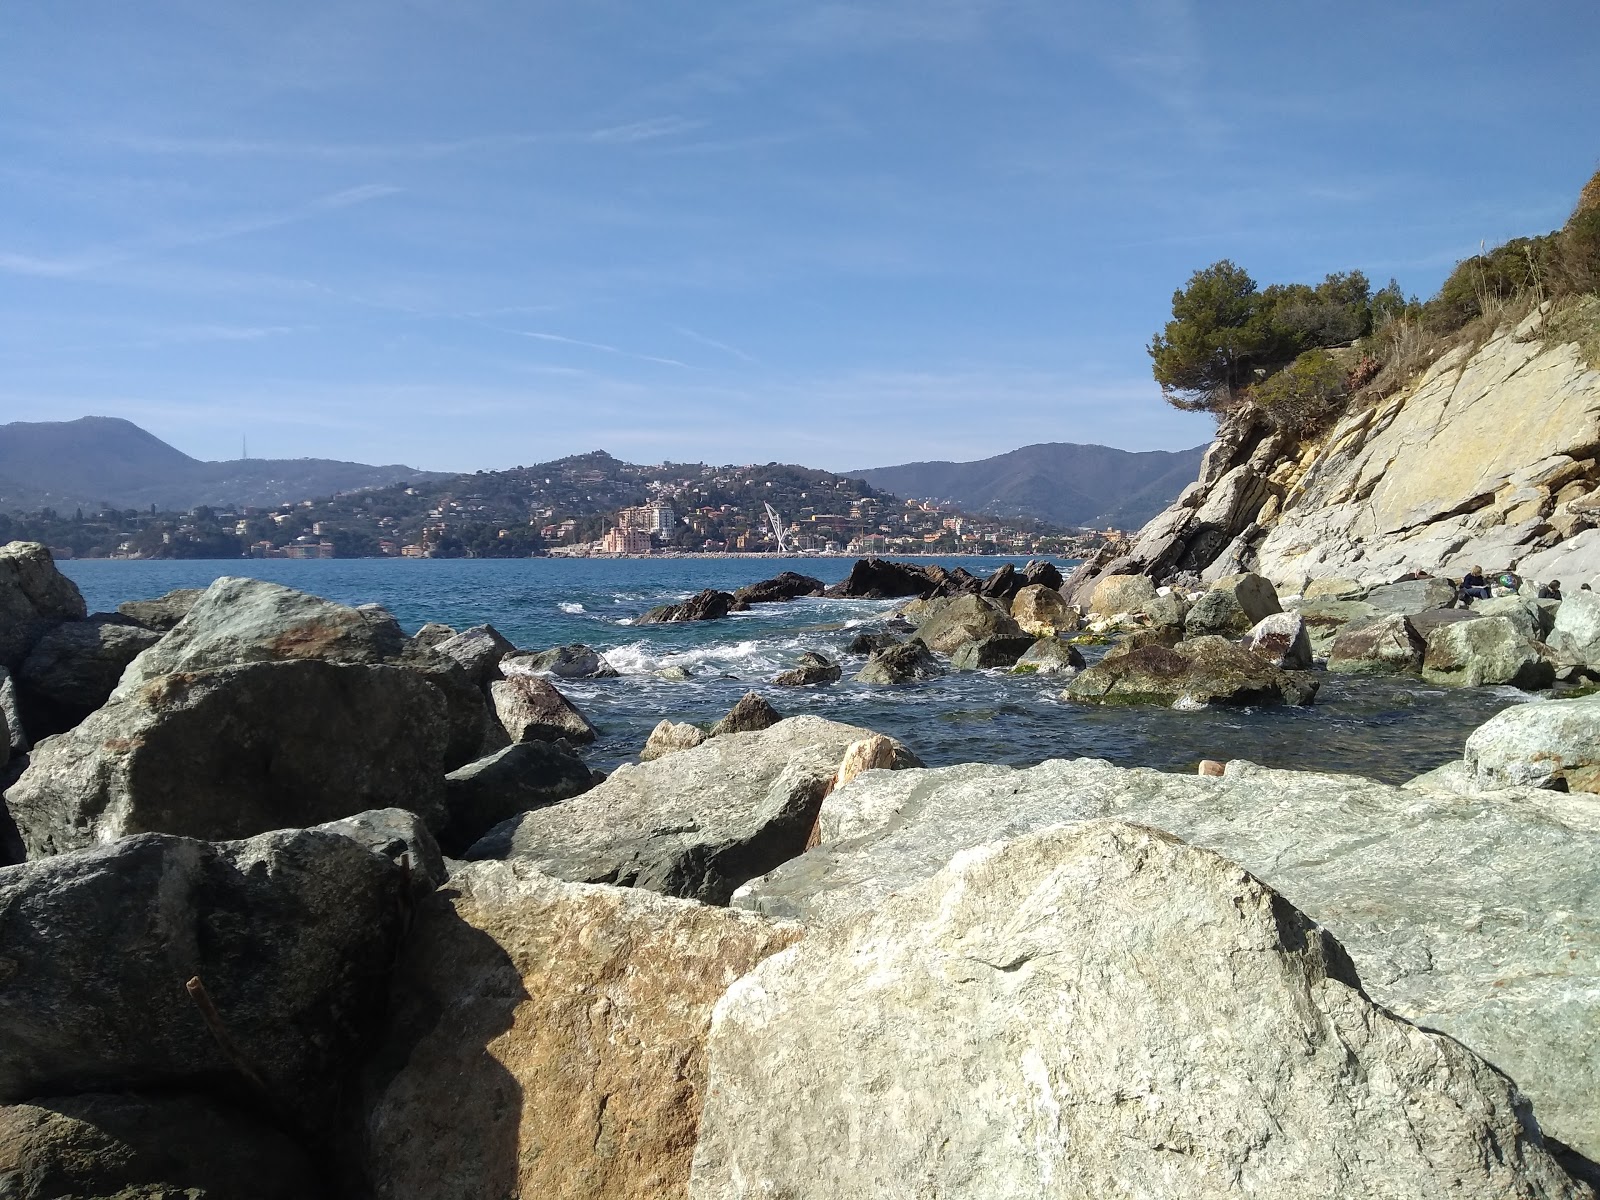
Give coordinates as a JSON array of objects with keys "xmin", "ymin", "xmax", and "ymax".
[
  {"xmin": 559, "ymin": 601, "xmax": 585, "ymax": 614},
  {"xmin": 602, "ymin": 637, "xmax": 790, "ymax": 678}
]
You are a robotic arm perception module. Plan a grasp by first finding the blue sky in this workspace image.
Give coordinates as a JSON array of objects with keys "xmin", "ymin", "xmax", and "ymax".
[{"xmin": 3, "ymin": 1, "xmax": 1596, "ymax": 472}]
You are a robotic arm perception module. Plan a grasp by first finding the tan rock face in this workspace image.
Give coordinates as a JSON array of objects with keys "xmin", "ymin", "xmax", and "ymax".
[
  {"xmin": 1087, "ymin": 572, "xmax": 1158, "ymax": 616},
  {"xmin": 364, "ymin": 861, "xmax": 799, "ymax": 1200},
  {"xmin": 1009, "ymin": 584, "xmax": 1072, "ymax": 635}
]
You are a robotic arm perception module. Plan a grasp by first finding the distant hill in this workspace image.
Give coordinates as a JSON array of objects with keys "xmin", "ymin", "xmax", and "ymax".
[
  {"xmin": 848, "ymin": 442, "xmax": 1208, "ymax": 530},
  {"xmin": 0, "ymin": 417, "xmax": 446, "ymax": 512}
]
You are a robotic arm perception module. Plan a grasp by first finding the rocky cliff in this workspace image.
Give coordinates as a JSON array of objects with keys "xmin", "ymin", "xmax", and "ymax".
[{"xmin": 1067, "ymin": 299, "xmax": 1600, "ymax": 597}]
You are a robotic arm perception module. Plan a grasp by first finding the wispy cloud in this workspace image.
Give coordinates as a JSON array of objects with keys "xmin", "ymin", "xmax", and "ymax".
[
  {"xmin": 516, "ymin": 330, "xmax": 692, "ymax": 369},
  {"xmin": 673, "ymin": 325, "xmax": 757, "ymax": 363}
]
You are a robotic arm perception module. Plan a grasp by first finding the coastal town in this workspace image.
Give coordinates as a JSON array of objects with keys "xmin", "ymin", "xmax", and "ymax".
[{"xmin": 3, "ymin": 450, "xmax": 1119, "ymax": 562}]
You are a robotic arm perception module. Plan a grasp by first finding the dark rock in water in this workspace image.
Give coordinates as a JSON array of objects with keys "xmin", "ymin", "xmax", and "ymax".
[
  {"xmin": 637, "ymin": 589, "xmax": 736, "ymax": 624},
  {"xmin": 15, "ymin": 616, "xmax": 161, "ymax": 736},
  {"xmin": 825, "ymin": 559, "xmax": 935, "ymax": 600},
  {"xmin": 489, "ymin": 674, "xmax": 597, "ymax": 744},
  {"xmin": 732, "ymin": 571, "xmax": 825, "ymax": 609},
  {"xmin": 0, "ymin": 542, "xmax": 86, "ymax": 670},
  {"xmin": 977, "ymin": 563, "xmax": 1024, "ymax": 605},
  {"xmin": 949, "ymin": 634, "xmax": 1036, "ymax": 671},
  {"xmin": 1022, "ymin": 558, "xmax": 1064, "ymax": 591},
  {"xmin": 434, "ymin": 623, "xmax": 517, "ymax": 687},
  {"xmin": 774, "ymin": 652, "xmax": 842, "ymax": 686},
  {"xmin": 845, "ymin": 631, "xmax": 902, "ymax": 655},
  {"xmin": 0, "ymin": 826, "xmax": 408, "ymax": 1128},
  {"xmin": 464, "ymin": 716, "xmax": 919, "ymax": 904},
  {"xmin": 410, "ymin": 621, "xmax": 458, "ymax": 649},
  {"xmin": 712, "ymin": 691, "xmax": 782, "ymax": 736},
  {"xmin": 911, "ymin": 594, "xmax": 1026, "ymax": 655},
  {"xmin": 1365, "ymin": 576, "xmax": 1460, "ymax": 617},
  {"xmin": 0, "ymin": 1091, "xmax": 319, "ymax": 1200},
  {"xmin": 1064, "ymin": 636, "xmax": 1319, "ymax": 707},
  {"xmin": 503, "ymin": 642, "xmax": 617, "ymax": 680},
  {"xmin": 854, "ymin": 642, "xmax": 943, "ymax": 685},
  {"xmin": 116, "ymin": 587, "xmax": 204, "ymax": 632},
  {"xmin": 1328, "ymin": 614, "xmax": 1426, "ymax": 675},
  {"xmin": 315, "ymin": 806, "xmax": 447, "ymax": 894},
  {"xmin": 928, "ymin": 566, "xmax": 984, "ymax": 598},
  {"xmin": 441, "ymin": 741, "xmax": 596, "ymax": 856},
  {"xmin": 6, "ymin": 661, "xmax": 449, "ymax": 857}
]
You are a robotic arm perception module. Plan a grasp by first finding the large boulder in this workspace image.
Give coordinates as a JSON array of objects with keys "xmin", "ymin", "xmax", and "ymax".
[
  {"xmin": 502, "ymin": 642, "xmax": 618, "ymax": 681},
  {"xmin": 976, "ymin": 562, "xmax": 1024, "ymax": 604},
  {"xmin": 1326, "ymin": 613, "xmax": 1425, "ymax": 674},
  {"xmin": 709, "ymin": 691, "xmax": 781, "ymax": 736},
  {"xmin": 0, "ymin": 543, "xmax": 85, "ymax": 670},
  {"xmin": 410, "ymin": 621, "xmax": 457, "ymax": 649},
  {"xmin": 910, "ymin": 593, "xmax": 1025, "ymax": 655},
  {"xmin": 15, "ymin": 616, "xmax": 161, "ymax": 735},
  {"xmin": 116, "ymin": 587, "xmax": 204, "ymax": 632},
  {"xmin": 489, "ymin": 675, "xmax": 597, "ymax": 745},
  {"xmin": 0, "ymin": 1091, "xmax": 318, "ymax": 1200},
  {"xmin": 0, "ymin": 826, "xmax": 408, "ymax": 1127},
  {"xmin": 1063, "ymin": 636, "xmax": 1318, "ymax": 708},
  {"xmin": 1184, "ymin": 573, "xmax": 1281, "ymax": 638},
  {"xmin": 824, "ymin": 558, "xmax": 934, "ymax": 599},
  {"xmin": 732, "ymin": 756, "xmax": 1600, "ymax": 1159},
  {"xmin": 853, "ymin": 641, "xmax": 943, "ymax": 685},
  {"xmin": 1244, "ymin": 611, "xmax": 1313, "ymax": 670},
  {"xmin": 1364, "ymin": 576, "xmax": 1461, "ymax": 616},
  {"xmin": 1548, "ymin": 590, "xmax": 1600, "ymax": 666},
  {"xmin": 1086, "ymin": 572, "xmax": 1157, "ymax": 617},
  {"xmin": 464, "ymin": 716, "xmax": 920, "ymax": 905},
  {"xmin": 1020, "ymin": 558, "xmax": 1063, "ymax": 590},
  {"xmin": 697, "ymin": 821, "xmax": 1588, "ymax": 1199},
  {"xmin": 636, "ymin": 589, "xmax": 734, "ymax": 624},
  {"xmin": 1297, "ymin": 597, "xmax": 1381, "ymax": 656},
  {"xmin": 844, "ymin": 630, "xmax": 901, "ymax": 655},
  {"xmin": 1464, "ymin": 693, "xmax": 1600, "ymax": 792},
  {"xmin": 1008, "ymin": 584, "xmax": 1073, "ymax": 635},
  {"xmin": 434, "ymin": 623, "xmax": 517, "ymax": 686},
  {"xmin": 640, "ymin": 719, "xmax": 708, "ymax": 762},
  {"xmin": 1010, "ymin": 636, "xmax": 1085, "ymax": 676},
  {"xmin": 361, "ymin": 860, "xmax": 798, "ymax": 1200},
  {"xmin": 948, "ymin": 634, "xmax": 1035, "ymax": 670},
  {"xmin": 6, "ymin": 661, "xmax": 448, "ymax": 857},
  {"xmin": 1422, "ymin": 615, "xmax": 1556, "ymax": 689},
  {"xmin": 441, "ymin": 741, "xmax": 596, "ymax": 856},
  {"xmin": 731, "ymin": 571, "xmax": 825, "ymax": 608},
  {"xmin": 1475, "ymin": 593, "xmax": 1557, "ymax": 641}
]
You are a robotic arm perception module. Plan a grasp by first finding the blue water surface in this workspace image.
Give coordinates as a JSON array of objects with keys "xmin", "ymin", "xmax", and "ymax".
[{"xmin": 61, "ymin": 555, "xmax": 1524, "ymax": 784}]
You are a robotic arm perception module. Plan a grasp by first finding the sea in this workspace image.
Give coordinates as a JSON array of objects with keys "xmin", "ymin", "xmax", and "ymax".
[{"xmin": 60, "ymin": 555, "xmax": 1529, "ymax": 785}]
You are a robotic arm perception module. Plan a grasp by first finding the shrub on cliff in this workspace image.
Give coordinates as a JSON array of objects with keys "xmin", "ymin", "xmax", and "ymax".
[{"xmin": 1249, "ymin": 349, "xmax": 1349, "ymax": 434}]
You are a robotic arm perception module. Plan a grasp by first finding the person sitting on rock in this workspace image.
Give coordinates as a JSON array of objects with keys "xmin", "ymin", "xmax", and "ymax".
[
  {"xmin": 1540, "ymin": 579, "xmax": 1563, "ymax": 600},
  {"xmin": 1459, "ymin": 566, "xmax": 1491, "ymax": 602}
]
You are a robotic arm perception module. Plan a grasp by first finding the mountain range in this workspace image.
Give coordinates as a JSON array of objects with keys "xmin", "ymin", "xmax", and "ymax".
[
  {"xmin": 849, "ymin": 441, "xmax": 1208, "ymax": 529},
  {"xmin": 0, "ymin": 417, "xmax": 446, "ymax": 512}
]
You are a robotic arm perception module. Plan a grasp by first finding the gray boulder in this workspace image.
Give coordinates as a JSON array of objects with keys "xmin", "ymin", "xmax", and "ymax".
[
  {"xmin": 0, "ymin": 542, "xmax": 85, "ymax": 670},
  {"xmin": 1407, "ymin": 606, "xmax": 1482, "ymax": 640},
  {"xmin": 0, "ymin": 1091, "xmax": 318, "ymax": 1200},
  {"xmin": 698, "ymin": 821, "xmax": 1589, "ymax": 1200},
  {"xmin": 909, "ymin": 594, "xmax": 1024, "ymax": 655},
  {"xmin": 434, "ymin": 623, "xmax": 517, "ymax": 687},
  {"xmin": 1365, "ymin": 576, "xmax": 1460, "ymax": 616},
  {"xmin": 502, "ymin": 641, "xmax": 618, "ymax": 680},
  {"xmin": 315, "ymin": 806, "xmax": 447, "ymax": 894},
  {"xmin": 1422, "ymin": 615, "xmax": 1556, "ymax": 689},
  {"xmin": 441, "ymin": 741, "xmax": 595, "ymax": 856},
  {"xmin": 773, "ymin": 651, "xmax": 842, "ymax": 687},
  {"xmin": 637, "ymin": 589, "xmax": 734, "ymax": 624},
  {"xmin": 948, "ymin": 633, "xmax": 1035, "ymax": 670},
  {"xmin": 15, "ymin": 616, "xmax": 161, "ymax": 735},
  {"xmin": 488, "ymin": 675, "xmax": 596, "ymax": 744},
  {"xmin": 0, "ymin": 826, "xmax": 409, "ymax": 1126},
  {"xmin": 465, "ymin": 716, "xmax": 920, "ymax": 905},
  {"xmin": 1474, "ymin": 593, "xmax": 1556, "ymax": 641},
  {"xmin": 640, "ymin": 719, "xmax": 708, "ymax": 762},
  {"xmin": 710, "ymin": 691, "xmax": 781, "ymax": 736},
  {"xmin": 853, "ymin": 641, "xmax": 943, "ymax": 685},
  {"xmin": 1464, "ymin": 693, "xmax": 1600, "ymax": 792},
  {"xmin": 410, "ymin": 621, "xmax": 458, "ymax": 648},
  {"xmin": 1010, "ymin": 635, "xmax": 1085, "ymax": 676},
  {"xmin": 844, "ymin": 631, "xmax": 901, "ymax": 655},
  {"xmin": 1064, "ymin": 636, "xmax": 1318, "ymax": 707},
  {"xmin": 1326, "ymin": 613, "xmax": 1425, "ymax": 674},
  {"xmin": 1297, "ymin": 597, "xmax": 1381, "ymax": 656},
  {"xmin": 1548, "ymin": 590, "xmax": 1600, "ymax": 666},
  {"xmin": 1183, "ymin": 572, "xmax": 1281, "ymax": 638},
  {"xmin": 6, "ymin": 661, "xmax": 448, "ymax": 857},
  {"xmin": 1244, "ymin": 610, "xmax": 1313, "ymax": 670},
  {"xmin": 1086, "ymin": 573, "xmax": 1158, "ymax": 616},
  {"xmin": 733, "ymin": 755, "xmax": 1600, "ymax": 1159},
  {"xmin": 116, "ymin": 587, "xmax": 204, "ymax": 632}
]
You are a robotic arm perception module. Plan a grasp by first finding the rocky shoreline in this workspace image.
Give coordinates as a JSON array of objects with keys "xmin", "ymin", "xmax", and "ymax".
[{"xmin": 2, "ymin": 540, "xmax": 1598, "ymax": 1197}]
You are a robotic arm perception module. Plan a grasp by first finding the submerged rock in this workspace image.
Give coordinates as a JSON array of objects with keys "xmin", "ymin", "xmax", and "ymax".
[
  {"xmin": 697, "ymin": 821, "xmax": 1587, "ymax": 1200},
  {"xmin": 773, "ymin": 652, "xmax": 842, "ymax": 687},
  {"xmin": 637, "ymin": 589, "xmax": 735, "ymax": 624},
  {"xmin": 7, "ymin": 661, "xmax": 448, "ymax": 856},
  {"xmin": 853, "ymin": 641, "xmax": 942, "ymax": 685},
  {"xmin": 465, "ymin": 716, "xmax": 919, "ymax": 905},
  {"xmin": 361, "ymin": 860, "xmax": 798, "ymax": 1200},
  {"xmin": 1010, "ymin": 635, "xmax": 1086, "ymax": 675},
  {"xmin": 733, "ymin": 755, "xmax": 1600, "ymax": 1159},
  {"xmin": 910, "ymin": 594, "xmax": 1025, "ymax": 655},
  {"xmin": 502, "ymin": 641, "xmax": 618, "ymax": 680}
]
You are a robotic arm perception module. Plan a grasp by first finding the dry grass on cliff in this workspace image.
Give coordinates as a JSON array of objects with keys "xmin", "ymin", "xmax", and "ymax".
[{"xmin": 1539, "ymin": 293, "xmax": 1600, "ymax": 370}]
